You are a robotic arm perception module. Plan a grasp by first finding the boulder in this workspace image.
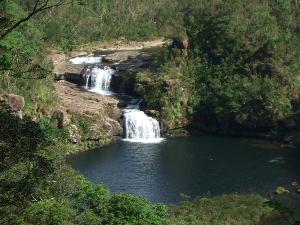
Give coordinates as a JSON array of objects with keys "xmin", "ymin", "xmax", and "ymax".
[
  {"xmin": 7, "ymin": 94, "xmax": 25, "ymax": 112},
  {"xmin": 102, "ymin": 57, "xmax": 114, "ymax": 64},
  {"xmin": 275, "ymin": 186, "xmax": 289, "ymax": 195}
]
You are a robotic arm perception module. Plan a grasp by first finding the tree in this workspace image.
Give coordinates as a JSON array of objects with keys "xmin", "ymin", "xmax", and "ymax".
[{"xmin": 0, "ymin": 0, "xmax": 72, "ymax": 40}]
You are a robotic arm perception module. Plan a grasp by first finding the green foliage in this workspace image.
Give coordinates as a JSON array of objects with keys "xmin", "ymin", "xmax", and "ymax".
[
  {"xmin": 1, "ymin": 1, "xmax": 298, "ymax": 225},
  {"xmin": 41, "ymin": 0, "xmax": 186, "ymax": 50},
  {"xmin": 169, "ymin": 194, "xmax": 272, "ymax": 225},
  {"xmin": 137, "ymin": 0, "xmax": 300, "ymax": 132},
  {"xmin": 39, "ymin": 117, "xmax": 68, "ymax": 147},
  {"xmin": 24, "ymin": 199, "xmax": 75, "ymax": 225},
  {"xmin": 0, "ymin": 101, "xmax": 54, "ymax": 224},
  {"xmin": 0, "ymin": 1, "xmax": 57, "ymax": 117},
  {"xmin": 101, "ymin": 193, "xmax": 168, "ymax": 225}
]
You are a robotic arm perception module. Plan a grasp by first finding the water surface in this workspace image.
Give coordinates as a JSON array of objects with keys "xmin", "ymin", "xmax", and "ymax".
[{"xmin": 68, "ymin": 136, "xmax": 300, "ymax": 204}]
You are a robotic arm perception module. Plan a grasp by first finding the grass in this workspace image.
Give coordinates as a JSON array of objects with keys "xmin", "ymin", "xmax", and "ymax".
[{"xmin": 169, "ymin": 194, "xmax": 272, "ymax": 225}]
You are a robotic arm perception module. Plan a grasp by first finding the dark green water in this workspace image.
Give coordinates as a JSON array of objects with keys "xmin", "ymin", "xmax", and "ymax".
[{"xmin": 68, "ymin": 136, "xmax": 300, "ymax": 204}]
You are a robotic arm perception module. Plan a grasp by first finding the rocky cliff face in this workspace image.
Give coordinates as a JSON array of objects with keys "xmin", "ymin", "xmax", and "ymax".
[{"xmin": 53, "ymin": 80, "xmax": 122, "ymax": 143}]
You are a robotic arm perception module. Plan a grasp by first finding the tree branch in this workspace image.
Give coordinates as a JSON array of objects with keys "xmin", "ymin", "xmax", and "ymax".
[{"xmin": 0, "ymin": 0, "xmax": 72, "ymax": 40}]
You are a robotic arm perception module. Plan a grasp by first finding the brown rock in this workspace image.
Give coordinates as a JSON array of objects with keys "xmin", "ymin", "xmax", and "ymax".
[
  {"xmin": 53, "ymin": 110, "xmax": 70, "ymax": 128},
  {"xmin": 8, "ymin": 94, "xmax": 25, "ymax": 112}
]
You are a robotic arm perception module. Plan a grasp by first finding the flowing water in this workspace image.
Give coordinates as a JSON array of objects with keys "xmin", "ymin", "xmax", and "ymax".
[
  {"xmin": 70, "ymin": 54, "xmax": 104, "ymax": 64},
  {"xmin": 70, "ymin": 55, "xmax": 163, "ymax": 143},
  {"xmin": 78, "ymin": 62, "xmax": 163, "ymax": 142},
  {"xmin": 68, "ymin": 136, "xmax": 300, "ymax": 204},
  {"xmin": 123, "ymin": 98, "xmax": 163, "ymax": 143},
  {"xmin": 82, "ymin": 65, "xmax": 115, "ymax": 95}
]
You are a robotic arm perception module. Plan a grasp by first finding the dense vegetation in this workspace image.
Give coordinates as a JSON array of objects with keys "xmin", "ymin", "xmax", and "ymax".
[
  {"xmin": 1, "ymin": 0, "xmax": 299, "ymax": 224},
  {"xmin": 137, "ymin": 0, "xmax": 300, "ymax": 134},
  {"xmin": 0, "ymin": 101, "xmax": 272, "ymax": 224}
]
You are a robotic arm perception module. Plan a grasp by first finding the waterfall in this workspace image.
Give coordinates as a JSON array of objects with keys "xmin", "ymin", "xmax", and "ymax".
[
  {"xmin": 84, "ymin": 68, "xmax": 91, "ymax": 89},
  {"xmin": 123, "ymin": 99, "xmax": 163, "ymax": 143},
  {"xmin": 83, "ymin": 65, "xmax": 115, "ymax": 95}
]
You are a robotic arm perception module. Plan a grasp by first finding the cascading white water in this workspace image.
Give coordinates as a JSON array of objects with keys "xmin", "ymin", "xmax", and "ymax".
[
  {"xmin": 70, "ymin": 54, "xmax": 104, "ymax": 64},
  {"xmin": 71, "ymin": 54, "xmax": 163, "ymax": 143},
  {"xmin": 83, "ymin": 65, "xmax": 115, "ymax": 95},
  {"xmin": 123, "ymin": 99, "xmax": 163, "ymax": 143}
]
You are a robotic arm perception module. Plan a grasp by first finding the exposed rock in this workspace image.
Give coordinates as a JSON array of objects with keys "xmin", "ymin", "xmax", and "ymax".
[
  {"xmin": 102, "ymin": 57, "xmax": 114, "ymax": 64},
  {"xmin": 54, "ymin": 80, "xmax": 123, "ymax": 139},
  {"xmin": 78, "ymin": 38, "xmax": 170, "ymax": 52},
  {"xmin": 275, "ymin": 186, "xmax": 290, "ymax": 195},
  {"xmin": 7, "ymin": 94, "xmax": 25, "ymax": 112},
  {"xmin": 67, "ymin": 51, "xmax": 88, "ymax": 58},
  {"xmin": 88, "ymin": 124, "xmax": 103, "ymax": 140},
  {"xmin": 105, "ymin": 51, "xmax": 156, "ymax": 73},
  {"xmin": 49, "ymin": 50, "xmax": 84, "ymax": 80},
  {"xmin": 160, "ymin": 120, "xmax": 169, "ymax": 135},
  {"xmin": 69, "ymin": 124, "xmax": 81, "ymax": 143},
  {"xmin": 4, "ymin": 94, "xmax": 25, "ymax": 119}
]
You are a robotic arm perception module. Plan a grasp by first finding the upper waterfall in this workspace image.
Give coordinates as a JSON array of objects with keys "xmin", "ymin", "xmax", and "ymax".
[
  {"xmin": 70, "ymin": 54, "xmax": 104, "ymax": 64},
  {"xmin": 82, "ymin": 65, "xmax": 115, "ymax": 95}
]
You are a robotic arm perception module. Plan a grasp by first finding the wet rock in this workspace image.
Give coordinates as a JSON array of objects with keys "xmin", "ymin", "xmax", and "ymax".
[
  {"xmin": 102, "ymin": 57, "xmax": 114, "ymax": 63},
  {"xmin": 64, "ymin": 72, "xmax": 84, "ymax": 86},
  {"xmin": 160, "ymin": 120, "xmax": 168, "ymax": 135}
]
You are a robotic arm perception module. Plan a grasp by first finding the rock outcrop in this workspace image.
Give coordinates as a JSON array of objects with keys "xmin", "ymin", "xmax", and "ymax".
[
  {"xmin": 54, "ymin": 80, "xmax": 122, "ymax": 142},
  {"xmin": 1, "ymin": 94, "xmax": 25, "ymax": 119}
]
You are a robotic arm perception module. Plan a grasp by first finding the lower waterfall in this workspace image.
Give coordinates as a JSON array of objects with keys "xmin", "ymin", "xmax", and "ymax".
[
  {"xmin": 83, "ymin": 65, "xmax": 115, "ymax": 95},
  {"xmin": 123, "ymin": 99, "xmax": 163, "ymax": 143}
]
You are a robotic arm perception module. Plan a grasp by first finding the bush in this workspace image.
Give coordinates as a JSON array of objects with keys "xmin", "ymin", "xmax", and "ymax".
[{"xmin": 169, "ymin": 194, "xmax": 272, "ymax": 225}]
